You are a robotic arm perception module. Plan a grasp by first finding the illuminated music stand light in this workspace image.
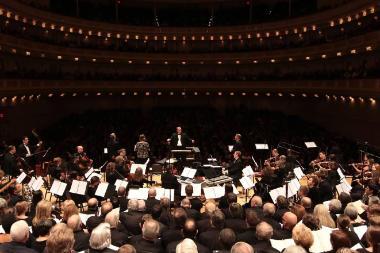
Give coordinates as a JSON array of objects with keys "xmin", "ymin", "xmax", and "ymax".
[
  {"xmin": 304, "ymin": 142, "xmax": 318, "ymax": 149},
  {"xmin": 255, "ymin": 144, "xmax": 269, "ymax": 150}
]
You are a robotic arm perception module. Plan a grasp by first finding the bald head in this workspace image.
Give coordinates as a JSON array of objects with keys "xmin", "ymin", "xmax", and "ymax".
[
  {"xmin": 117, "ymin": 186, "xmax": 126, "ymax": 197},
  {"xmin": 181, "ymin": 198, "xmax": 191, "ymax": 209},
  {"xmin": 88, "ymin": 198, "xmax": 98, "ymax": 209},
  {"xmin": 263, "ymin": 203, "xmax": 276, "ymax": 216},
  {"xmin": 251, "ymin": 196, "xmax": 263, "ymax": 207},
  {"xmin": 101, "ymin": 202, "xmax": 113, "ymax": 216},
  {"xmin": 282, "ymin": 212, "xmax": 298, "ymax": 230},
  {"xmin": 142, "ymin": 219, "xmax": 160, "ymax": 240},
  {"xmin": 256, "ymin": 221, "xmax": 273, "ymax": 240},
  {"xmin": 183, "ymin": 219, "xmax": 197, "ymax": 238},
  {"xmin": 204, "ymin": 201, "xmax": 216, "ymax": 214},
  {"xmin": 301, "ymin": 197, "xmax": 312, "ymax": 209},
  {"xmin": 10, "ymin": 220, "xmax": 29, "ymax": 243},
  {"xmin": 231, "ymin": 242, "xmax": 254, "ymax": 253},
  {"xmin": 148, "ymin": 188, "xmax": 156, "ymax": 198}
]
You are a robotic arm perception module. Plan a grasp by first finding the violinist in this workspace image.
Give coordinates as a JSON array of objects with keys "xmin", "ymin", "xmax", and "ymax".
[
  {"xmin": 49, "ymin": 157, "xmax": 68, "ymax": 181},
  {"xmin": 265, "ymin": 148, "xmax": 280, "ymax": 166},
  {"xmin": 0, "ymin": 169, "xmax": 16, "ymax": 198},
  {"xmin": 350, "ymin": 156, "xmax": 372, "ymax": 178},
  {"xmin": 2, "ymin": 145, "xmax": 18, "ymax": 177},
  {"xmin": 309, "ymin": 151, "xmax": 329, "ymax": 170}
]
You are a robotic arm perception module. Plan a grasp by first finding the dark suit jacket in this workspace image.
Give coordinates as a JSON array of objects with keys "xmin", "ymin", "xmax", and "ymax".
[
  {"xmin": 236, "ymin": 227, "xmax": 257, "ymax": 245},
  {"xmin": 228, "ymin": 158, "xmax": 243, "ymax": 180},
  {"xmin": 73, "ymin": 230, "xmax": 90, "ymax": 252},
  {"xmin": 162, "ymin": 228, "xmax": 184, "ymax": 248},
  {"xmin": 262, "ymin": 216, "xmax": 281, "ymax": 230},
  {"xmin": 111, "ymin": 228, "xmax": 129, "ymax": 247},
  {"xmin": 2, "ymin": 153, "xmax": 17, "ymax": 177},
  {"xmin": 131, "ymin": 236, "xmax": 164, "ymax": 253},
  {"xmin": 118, "ymin": 196, "xmax": 129, "ymax": 212},
  {"xmin": 146, "ymin": 197, "xmax": 160, "ymax": 214},
  {"xmin": 18, "ymin": 144, "xmax": 33, "ymax": 158},
  {"xmin": 184, "ymin": 208, "xmax": 201, "ymax": 221},
  {"xmin": 253, "ymin": 240, "xmax": 280, "ymax": 253},
  {"xmin": 197, "ymin": 218, "xmax": 211, "ymax": 234},
  {"xmin": 273, "ymin": 228, "xmax": 292, "ymax": 240},
  {"xmin": 0, "ymin": 241, "xmax": 38, "ymax": 253},
  {"xmin": 170, "ymin": 133, "xmax": 192, "ymax": 148},
  {"xmin": 166, "ymin": 239, "xmax": 210, "ymax": 253},
  {"xmin": 225, "ymin": 218, "xmax": 247, "ymax": 234},
  {"xmin": 199, "ymin": 228, "xmax": 222, "ymax": 251},
  {"xmin": 120, "ymin": 211, "xmax": 144, "ymax": 235},
  {"xmin": 86, "ymin": 215, "xmax": 104, "ymax": 233},
  {"xmin": 189, "ymin": 198, "xmax": 203, "ymax": 212}
]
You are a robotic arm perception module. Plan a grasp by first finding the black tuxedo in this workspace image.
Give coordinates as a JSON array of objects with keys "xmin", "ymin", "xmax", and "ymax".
[
  {"xmin": 2, "ymin": 152, "xmax": 17, "ymax": 177},
  {"xmin": 18, "ymin": 143, "xmax": 33, "ymax": 158},
  {"xmin": 253, "ymin": 240, "xmax": 280, "ymax": 253},
  {"xmin": 170, "ymin": 133, "xmax": 192, "ymax": 148},
  {"xmin": 199, "ymin": 228, "xmax": 223, "ymax": 251},
  {"xmin": 228, "ymin": 158, "xmax": 243, "ymax": 182},
  {"xmin": 86, "ymin": 215, "xmax": 105, "ymax": 233},
  {"xmin": 131, "ymin": 236, "xmax": 164, "ymax": 253},
  {"xmin": 236, "ymin": 227, "xmax": 257, "ymax": 245},
  {"xmin": 111, "ymin": 228, "xmax": 129, "ymax": 247},
  {"xmin": 73, "ymin": 230, "xmax": 90, "ymax": 252},
  {"xmin": 120, "ymin": 211, "xmax": 143, "ymax": 235}
]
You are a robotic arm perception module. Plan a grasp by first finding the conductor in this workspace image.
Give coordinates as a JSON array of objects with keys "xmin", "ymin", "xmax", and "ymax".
[{"xmin": 167, "ymin": 126, "xmax": 194, "ymax": 149}]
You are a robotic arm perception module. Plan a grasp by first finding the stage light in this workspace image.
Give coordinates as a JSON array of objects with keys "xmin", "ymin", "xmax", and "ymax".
[
  {"xmin": 288, "ymin": 58, "xmax": 293, "ymax": 62},
  {"xmin": 60, "ymin": 93, "xmax": 65, "ymax": 97},
  {"xmin": 278, "ymin": 93, "xmax": 283, "ymax": 97},
  {"xmin": 11, "ymin": 48, "xmax": 16, "ymax": 53},
  {"xmin": 194, "ymin": 92, "xmax": 198, "ymax": 95},
  {"xmin": 229, "ymin": 35, "xmax": 233, "ymax": 40},
  {"xmin": 266, "ymin": 93, "xmax": 271, "ymax": 97},
  {"xmin": 312, "ymin": 25, "xmax": 316, "ymax": 31},
  {"xmin": 330, "ymin": 21, "xmax": 335, "ymax": 27},
  {"xmin": 253, "ymin": 60, "xmax": 258, "ymax": 64},
  {"xmin": 321, "ymin": 54, "xmax": 327, "ymax": 59},
  {"xmin": 92, "ymin": 58, "xmax": 97, "ymax": 62},
  {"xmin": 347, "ymin": 16, "xmax": 352, "ymax": 22},
  {"xmin": 217, "ymin": 61, "xmax": 222, "ymax": 64},
  {"xmin": 69, "ymin": 27, "xmax": 74, "ymax": 33},
  {"xmin": 349, "ymin": 96, "xmax": 355, "ymax": 103},
  {"xmin": 325, "ymin": 95, "xmax": 330, "ymax": 99},
  {"xmin": 302, "ymin": 93, "xmax": 307, "ymax": 97},
  {"xmin": 370, "ymin": 98, "xmax": 376, "ymax": 105},
  {"xmin": 57, "ymin": 55, "xmax": 62, "ymax": 60},
  {"xmin": 293, "ymin": 28, "xmax": 298, "ymax": 34},
  {"xmin": 256, "ymin": 33, "xmax": 261, "ymax": 38},
  {"xmin": 218, "ymin": 92, "xmax": 222, "ymax": 96},
  {"xmin": 157, "ymin": 92, "xmax": 162, "ymax": 96},
  {"xmin": 332, "ymin": 95, "xmax": 337, "ymax": 100},
  {"xmin": 336, "ymin": 52, "xmax": 342, "ymax": 56},
  {"xmin": 181, "ymin": 61, "xmax": 186, "ymax": 65},
  {"xmin": 201, "ymin": 36, "xmax": 204, "ymax": 40},
  {"xmin": 366, "ymin": 46, "xmax": 372, "ymax": 51},
  {"xmin": 28, "ymin": 95, "xmax": 34, "ymax": 100},
  {"xmin": 134, "ymin": 92, "xmax": 138, "ymax": 96},
  {"xmin": 238, "ymin": 35, "xmax": 242, "ymax": 39},
  {"xmin": 247, "ymin": 34, "xmax": 251, "ymax": 38},
  {"xmin": 74, "ymin": 57, "xmax": 79, "ymax": 61},
  {"xmin": 359, "ymin": 97, "xmax": 364, "ymax": 102},
  {"xmin": 48, "ymin": 93, "xmax": 53, "ymax": 97},
  {"xmin": 84, "ymin": 93, "xmax": 89, "ymax": 96},
  {"xmin": 72, "ymin": 93, "xmax": 77, "ymax": 97},
  {"xmin": 254, "ymin": 93, "xmax": 259, "ymax": 96},
  {"xmin": 339, "ymin": 18, "xmax": 344, "ymax": 24},
  {"xmin": 121, "ymin": 92, "xmax": 126, "ymax": 96},
  {"xmin": 108, "ymin": 92, "xmax": 113, "ymax": 96},
  {"xmin": 145, "ymin": 92, "xmax": 150, "ymax": 96},
  {"xmin": 266, "ymin": 32, "xmax": 270, "ymax": 37},
  {"xmin": 270, "ymin": 59, "xmax": 276, "ymax": 63},
  {"xmin": 275, "ymin": 31, "xmax": 280, "ymax": 36},
  {"xmin": 164, "ymin": 61, "xmax": 168, "ymax": 65},
  {"xmin": 242, "ymin": 92, "xmax": 246, "ymax": 96},
  {"xmin": 235, "ymin": 60, "xmax": 240, "ymax": 64},
  {"xmin": 200, "ymin": 61, "xmax": 204, "ymax": 64},
  {"xmin": 314, "ymin": 94, "xmax": 319, "ymax": 98},
  {"xmin": 290, "ymin": 93, "xmax": 295, "ymax": 97},
  {"xmin": 181, "ymin": 92, "xmax": 186, "ymax": 96},
  {"xmin": 205, "ymin": 92, "xmax": 210, "ymax": 96},
  {"xmin": 128, "ymin": 60, "xmax": 132, "ymax": 64},
  {"xmin": 60, "ymin": 26, "xmax": 64, "ymax": 31},
  {"xmin": 50, "ymin": 24, "xmax": 55, "ymax": 30},
  {"xmin": 110, "ymin": 59, "xmax": 114, "ymax": 63},
  {"xmin": 230, "ymin": 92, "xmax": 234, "ymax": 96},
  {"xmin": 25, "ymin": 51, "xmax": 30, "ymax": 56},
  {"xmin": 350, "ymin": 49, "xmax": 356, "ymax": 54},
  {"xmin": 170, "ymin": 92, "xmax": 174, "ymax": 96},
  {"xmin": 362, "ymin": 10, "xmax": 367, "ymax": 17},
  {"xmin": 305, "ymin": 56, "xmax": 310, "ymax": 60},
  {"xmin": 126, "ymin": 34, "xmax": 130, "ymax": 39},
  {"xmin": 96, "ymin": 92, "xmax": 101, "ymax": 96},
  {"xmin": 370, "ymin": 7, "xmax": 375, "ymax": 14}
]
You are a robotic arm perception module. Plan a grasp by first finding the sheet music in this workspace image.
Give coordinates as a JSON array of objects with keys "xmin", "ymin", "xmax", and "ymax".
[
  {"xmin": 269, "ymin": 187, "xmax": 286, "ymax": 203},
  {"xmin": 127, "ymin": 188, "xmax": 149, "ymax": 200},
  {"xmin": 231, "ymin": 183, "xmax": 239, "ymax": 195},
  {"xmin": 16, "ymin": 172, "xmax": 27, "ymax": 184},
  {"xmin": 353, "ymin": 225, "xmax": 367, "ymax": 239},
  {"xmin": 255, "ymin": 144, "xmax": 269, "ymax": 150},
  {"xmin": 242, "ymin": 166, "xmax": 254, "ymax": 177},
  {"xmin": 351, "ymin": 200, "xmax": 366, "ymax": 214},
  {"xmin": 239, "ymin": 176, "xmax": 254, "ymax": 190},
  {"xmin": 270, "ymin": 239, "xmax": 295, "ymax": 252},
  {"xmin": 130, "ymin": 164, "xmax": 147, "ymax": 175},
  {"xmin": 50, "ymin": 180, "xmax": 67, "ymax": 196},
  {"xmin": 95, "ymin": 182, "xmax": 109, "ymax": 197},
  {"xmin": 228, "ymin": 145, "xmax": 233, "ymax": 152},
  {"xmin": 337, "ymin": 168, "xmax": 345, "ymax": 180},
  {"xmin": 31, "ymin": 177, "xmax": 44, "ymax": 191},
  {"xmin": 336, "ymin": 179, "xmax": 352, "ymax": 195},
  {"xmin": 323, "ymin": 200, "xmax": 331, "ymax": 209},
  {"xmin": 304, "ymin": 142, "xmax": 317, "ymax": 148},
  {"xmin": 293, "ymin": 167, "xmax": 305, "ymax": 180},
  {"xmin": 310, "ymin": 227, "xmax": 334, "ymax": 253},
  {"xmin": 203, "ymin": 186, "xmax": 225, "ymax": 199},
  {"xmin": 351, "ymin": 243, "xmax": 363, "ymax": 250},
  {"xmin": 181, "ymin": 183, "xmax": 202, "ymax": 197},
  {"xmin": 114, "ymin": 179, "xmax": 128, "ymax": 191},
  {"xmin": 181, "ymin": 167, "xmax": 197, "ymax": 179},
  {"xmin": 28, "ymin": 177, "xmax": 36, "ymax": 188},
  {"xmin": 79, "ymin": 213, "xmax": 95, "ymax": 225},
  {"xmin": 0, "ymin": 225, "xmax": 5, "ymax": 234},
  {"xmin": 84, "ymin": 168, "xmax": 94, "ymax": 179},
  {"xmin": 69, "ymin": 180, "xmax": 87, "ymax": 195},
  {"xmin": 155, "ymin": 188, "xmax": 175, "ymax": 202}
]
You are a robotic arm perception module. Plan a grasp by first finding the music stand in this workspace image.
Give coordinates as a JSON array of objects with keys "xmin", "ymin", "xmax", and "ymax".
[{"xmin": 304, "ymin": 142, "xmax": 318, "ymax": 149}]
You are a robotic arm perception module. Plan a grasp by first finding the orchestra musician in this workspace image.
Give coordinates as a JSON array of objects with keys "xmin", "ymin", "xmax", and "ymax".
[
  {"xmin": 134, "ymin": 134, "xmax": 150, "ymax": 164},
  {"xmin": 2, "ymin": 145, "xmax": 18, "ymax": 177},
  {"xmin": 228, "ymin": 151, "xmax": 244, "ymax": 184},
  {"xmin": 73, "ymin": 145, "xmax": 86, "ymax": 160},
  {"xmin": 49, "ymin": 157, "xmax": 68, "ymax": 181},
  {"xmin": 0, "ymin": 169, "xmax": 17, "ymax": 197},
  {"xmin": 231, "ymin": 133, "xmax": 243, "ymax": 153},
  {"xmin": 106, "ymin": 133, "xmax": 120, "ymax": 158},
  {"xmin": 167, "ymin": 126, "xmax": 194, "ymax": 149},
  {"xmin": 309, "ymin": 151, "xmax": 329, "ymax": 170}
]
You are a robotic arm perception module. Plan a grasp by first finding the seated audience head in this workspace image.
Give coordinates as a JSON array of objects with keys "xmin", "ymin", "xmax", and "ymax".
[
  {"xmin": 2, "ymin": 213, "xmax": 16, "ymax": 234},
  {"xmin": 290, "ymin": 204, "xmax": 306, "ymax": 222},
  {"xmin": 330, "ymin": 230, "xmax": 352, "ymax": 251},
  {"xmin": 366, "ymin": 226, "xmax": 380, "ymax": 253},
  {"xmin": 251, "ymin": 196, "xmax": 263, "ymax": 207},
  {"xmin": 338, "ymin": 193, "xmax": 352, "ymax": 210},
  {"xmin": 229, "ymin": 203, "xmax": 243, "ymax": 219},
  {"xmin": 329, "ymin": 199, "xmax": 342, "ymax": 214},
  {"xmin": 282, "ymin": 212, "xmax": 298, "ymax": 231},
  {"xmin": 118, "ymin": 186, "xmax": 126, "ymax": 197},
  {"xmin": 62, "ymin": 203, "xmax": 79, "ymax": 222},
  {"xmin": 33, "ymin": 200, "xmax": 53, "ymax": 226},
  {"xmin": 227, "ymin": 192, "xmax": 238, "ymax": 205},
  {"xmin": 148, "ymin": 187, "xmax": 156, "ymax": 198},
  {"xmin": 105, "ymin": 209, "xmax": 119, "ymax": 228},
  {"xmin": 298, "ymin": 186, "xmax": 309, "ymax": 199},
  {"xmin": 344, "ymin": 204, "xmax": 358, "ymax": 222},
  {"xmin": 302, "ymin": 214, "xmax": 321, "ymax": 230},
  {"xmin": 313, "ymin": 204, "xmax": 336, "ymax": 228},
  {"xmin": 87, "ymin": 198, "xmax": 98, "ymax": 209},
  {"xmin": 292, "ymin": 224, "xmax": 314, "ymax": 251},
  {"xmin": 181, "ymin": 198, "xmax": 191, "ymax": 209},
  {"xmin": 245, "ymin": 208, "xmax": 261, "ymax": 228},
  {"xmin": 277, "ymin": 195, "xmax": 289, "ymax": 209},
  {"xmin": 118, "ymin": 244, "xmax": 137, "ymax": 253},
  {"xmin": 225, "ymin": 184, "xmax": 233, "ymax": 194},
  {"xmin": 10, "ymin": 220, "xmax": 29, "ymax": 243},
  {"xmin": 137, "ymin": 199, "xmax": 146, "ymax": 212},
  {"xmin": 67, "ymin": 214, "xmax": 81, "ymax": 232},
  {"xmin": 174, "ymin": 208, "xmax": 188, "ymax": 228},
  {"xmin": 263, "ymin": 203, "xmax": 276, "ymax": 217},
  {"xmin": 101, "ymin": 201, "xmax": 113, "ymax": 216},
  {"xmin": 211, "ymin": 210, "xmax": 225, "ymax": 229},
  {"xmin": 204, "ymin": 201, "xmax": 216, "ymax": 215},
  {"xmin": 89, "ymin": 223, "xmax": 112, "ymax": 250},
  {"xmin": 128, "ymin": 199, "xmax": 139, "ymax": 211},
  {"xmin": 256, "ymin": 221, "xmax": 273, "ymax": 240},
  {"xmin": 160, "ymin": 197, "xmax": 170, "ymax": 209},
  {"xmin": 183, "ymin": 218, "xmax": 198, "ymax": 238},
  {"xmin": 45, "ymin": 223, "xmax": 75, "ymax": 253},
  {"xmin": 142, "ymin": 218, "xmax": 160, "ymax": 241},
  {"xmin": 36, "ymin": 219, "xmax": 54, "ymax": 238},
  {"xmin": 185, "ymin": 184, "xmax": 194, "ymax": 198},
  {"xmin": 15, "ymin": 201, "xmax": 29, "ymax": 217},
  {"xmin": 300, "ymin": 197, "xmax": 312, "ymax": 211},
  {"xmin": 151, "ymin": 204, "xmax": 162, "ymax": 219},
  {"xmin": 175, "ymin": 238, "xmax": 198, "ymax": 253},
  {"xmin": 219, "ymin": 228, "xmax": 236, "ymax": 250},
  {"xmin": 231, "ymin": 242, "xmax": 254, "ymax": 253},
  {"xmin": 283, "ymin": 245, "xmax": 307, "ymax": 253}
]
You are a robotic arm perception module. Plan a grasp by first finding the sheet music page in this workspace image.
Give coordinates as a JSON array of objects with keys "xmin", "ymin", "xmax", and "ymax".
[
  {"xmin": 95, "ymin": 182, "xmax": 109, "ymax": 197},
  {"xmin": 85, "ymin": 168, "xmax": 94, "ymax": 179},
  {"xmin": 323, "ymin": 200, "xmax": 331, "ymax": 209},
  {"xmin": 155, "ymin": 188, "xmax": 165, "ymax": 200},
  {"xmin": 114, "ymin": 179, "xmax": 128, "ymax": 191},
  {"xmin": 128, "ymin": 188, "xmax": 149, "ymax": 200},
  {"xmin": 351, "ymin": 243, "xmax": 363, "ymax": 250},
  {"xmin": 79, "ymin": 213, "xmax": 95, "ymax": 225},
  {"xmin": 336, "ymin": 184, "xmax": 344, "ymax": 195},
  {"xmin": 239, "ymin": 176, "xmax": 254, "ymax": 190},
  {"xmin": 203, "ymin": 187, "xmax": 216, "ymax": 199},
  {"xmin": 57, "ymin": 182, "xmax": 67, "ymax": 196},
  {"xmin": 242, "ymin": 166, "xmax": 254, "ymax": 177},
  {"xmin": 231, "ymin": 184, "xmax": 239, "ymax": 194},
  {"xmin": 353, "ymin": 225, "xmax": 367, "ymax": 239},
  {"xmin": 0, "ymin": 225, "xmax": 5, "ymax": 234},
  {"xmin": 50, "ymin": 180, "xmax": 61, "ymax": 195},
  {"xmin": 165, "ymin": 189, "xmax": 175, "ymax": 202},
  {"xmin": 305, "ymin": 142, "xmax": 317, "ymax": 148},
  {"xmin": 77, "ymin": 181, "xmax": 87, "ymax": 195},
  {"xmin": 130, "ymin": 164, "xmax": 147, "ymax": 174},
  {"xmin": 310, "ymin": 228, "xmax": 333, "ymax": 253},
  {"xmin": 215, "ymin": 186, "xmax": 225, "ymax": 198},
  {"xmin": 16, "ymin": 172, "xmax": 27, "ymax": 184},
  {"xmin": 352, "ymin": 200, "xmax": 366, "ymax": 214},
  {"xmin": 270, "ymin": 239, "xmax": 295, "ymax": 252},
  {"xmin": 269, "ymin": 189, "xmax": 279, "ymax": 203},
  {"xmin": 28, "ymin": 177, "xmax": 36, "ymax": 188},
  {"xmin": 293, "ymin": 167, "xmax": 305, "ymax": 180},
  {"xmin": 228, "ymin": 145, "xmax": 233, "ymax": 152},
  {"xmin": 70, "ymin": 180, "xmax": 79, "ymax": 194},
  {"xmin": 32, "ymin": 177, "xmax": 44, "ymax": 191},
  {"xmin": 337, "ymin": 168, "xmax": 345, "ymax": 180},
  {"xmin": 128, "ymin": 188, "xmax": 141, "ymax": 199}
]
